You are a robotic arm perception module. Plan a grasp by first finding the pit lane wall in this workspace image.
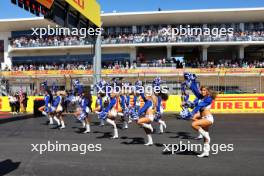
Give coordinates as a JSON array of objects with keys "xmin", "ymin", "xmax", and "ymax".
[{"xmin": 0, "ymin": 94, "xmax": 263, "ymax": 114}]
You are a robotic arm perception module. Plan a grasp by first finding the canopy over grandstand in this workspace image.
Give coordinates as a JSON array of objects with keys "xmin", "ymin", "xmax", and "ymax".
[{"xmin": 1, "ymin": 8, "xmax": 264, "ymax": 31}]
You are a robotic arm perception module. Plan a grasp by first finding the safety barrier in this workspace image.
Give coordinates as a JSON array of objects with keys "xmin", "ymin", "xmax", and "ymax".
[{"xmin": 0, "ymin": 94, "xmax": 263, "ymax": 114}]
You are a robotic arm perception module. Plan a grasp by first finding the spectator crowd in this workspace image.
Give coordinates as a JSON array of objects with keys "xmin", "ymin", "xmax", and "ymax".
[
  {"xmin": 5, "ymin": 25, "xmax": 264, "ymax": 71},
  {"xmin": 10, "ymin": 62, "xmax": 93, "ymax": 71},
  {"xmin": 1, "ymin": 59, "xmax": 264, "ymax": 72},
  {"xmin": 2, "ymin": 61, "xmax": 135, "ymax": 71},
  {"xmin": 10, "ymin": 28, "xmax": 264, "ymax": 48}
]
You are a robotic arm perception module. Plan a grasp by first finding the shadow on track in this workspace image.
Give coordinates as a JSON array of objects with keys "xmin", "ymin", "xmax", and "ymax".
[
  {"xmin": 162, "ymin": 150, "xmax": 200, "ymax": 156},
  {"xmin": 0, "ymin": 159, "xmax": 21, "ymax": 176},
  {"xmin": 93, "ymin": 131, "xmax": 112, "ymax": 139},
  {"xmin": 120, "ymin": 136, "xmax": 145, "ymax": 145},
  {"xmin": 169, "ymin": 131, "xmax": 195, "ymax": 140}
]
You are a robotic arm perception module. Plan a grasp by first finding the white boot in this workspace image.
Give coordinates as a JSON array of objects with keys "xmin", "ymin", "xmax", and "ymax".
[
  {"xmin": 144, "ymin": 134, "xmax": 153, "ymax": 146},
  {"xmin": 81, "ymin": 120, "xmax": 86, "ymax": 128},
  {"xmin": 197, "ymin": 143, "xmax": 210, "ymax": 158},
  {"xmin": 159, "ymin": 120, "xmax": 167, "ymax": 129},
  {"xmin": 123, "ymin": 121, "xmax": 128, "ymax": 129},
  {"xmin": 142, "ymin": 123, "xmax": 153, "ymax": 133},
  {"xmin": 60, "ymin": 121, "xmax": 66, "ymax": 129},
  {"xmin": 158, "ymin": 120, "xmax": 166, "ymax": 134},
  {"xmin": 128, "ymin": 116, "xmax": 132, "ymax": 123},
  {"xmin": 198, "ymin": 128, "xmax": 211, "ymax": 143},
  {"xmin": 106, "ymin": 119, "xmax": 118, "ymax": 139},
  {"xmin": 54, "ymin": 116, "xmax": 61, "ymax": 126},
  {"xmin": 83, "ymin": 124, "xmax": 91, "ymax": 133},
  {"xmin": 42, "ymin": 111, "xmax": 47, "ymax": 116},
  {"xmin": 99, "ymin": 119, "xmax": 105, "ymax": 126},
  {"xmin": 159, "ymin": 123, "xmax": 164, "ymax": 133},
  {"xmin": 112, "ymin": 128, "xmax": 119, "ymax": 139},
  {"xmin": 49, "ymin": 117, "xmax": 54, "ymax": 125},
  {"xmin": 195, "ymin": 133, "xmax": 204, "ymax": 140}
]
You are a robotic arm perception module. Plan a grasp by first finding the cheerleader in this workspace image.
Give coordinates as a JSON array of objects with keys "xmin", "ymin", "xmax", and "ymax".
[
  {"xmin": 58, "ymin": 91, "xmax": 66, "ymax": 129},
  {"xmin": 132, "ymin": 92, "xmax": 155, "ymax": 146},
  {"xmin": 126, "ymin": 92, "xmax": 133, "ymax": 124},
  {"xmin": 133, "ymin": 80, "xmax": 143, "ymax": 112},
  {"xmin": 152, "ymin": 77, "xmax": 168, "ymax": 134},
  {"xmin": 75, "ymin": 91, "xmax": 93, "ymax": 133},
  {"xmin": 153, "ymin": 92, "xmax": 168, "ymax": 134},
  {"xmin": 180, "ymin": 83, "xmax": 190, "ymax": 109},
  {"xmin": 73, "ymin": 79, "xmax": 84, "ymax": 96},
  {"xmin": 119, "ymin": 92, "xmax": 129, "ymax": 129},
  {"xmin": 50, "ymin": 91, "xmax": 64, "ymax": 128},
  {"xmin": 181, "ymin": 73, "xmax": 204, "ymax": 140},
  {"xmin": 94, "ymin": 93, "xmax": 106, "ymax": 127},
  {"xmin": 94, "ymin": 80, "xmax": 109, "ymax": 126},
  {"xmin": 38, "ymin": 89, "xmax": 53, "ymax": 125},
  {"xmin": 184, "ymin": 73, "xmax": 217, "ymax": 157},
  {"xmin": 56, "ymin": 91, "xmax": 66, "ymax": 129},
  {"xmin": 99, "ymin": 90, "xmax": 119, "ymax": 139},
  {"xmin": 71, "ymin": 80, "xmax": 87, "ymax": 128},
  {"xmin": 191, "ymin": 86, "xmax": 217, "ymax": 157}
]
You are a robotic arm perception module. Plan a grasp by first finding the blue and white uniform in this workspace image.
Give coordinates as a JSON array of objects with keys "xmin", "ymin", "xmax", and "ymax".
[
  {"xmin": 73, "ymin": 79, "xmax": 84, "ymax": 95},
  {"xmin": 99, "ymin": 97, "xmax": 117, "ymax": 120},
  {"xmin": 191, "ymin": 96, "xmax": 214, "ymax": 123},
  {"xmin": 44, "ymin": 94, "xmax": 52, "ymax": 113},
  {"xmin": 96, "ymin": 97, "xmax": 104, "ymax": 111},
  {"xmin": 52, "ymin": 82, "xmax": 58, "ymax": 94},
  {"xmin": 181, "ymin": 72, "xmax": 214, "ymax": 123},
  {"xmin": 78, "ymin": 96, "xmax": 91, "ymax": 121},
  {"xmin": 51, "ymin": 96, "xmax": 63, "ymax": 113},
  {"xmin": 132, "ymin": 95, "xmax": 154, "ymax": 121},
  {"xmin": 154, "ymin": 96, "xmax": 163, "ymax": 121},
  {"xmin": 99, "ymin": 95, "xmax": 119, "ymax": 139},
  {"xmin": 132, "ymin": 93, "xmax": 155, "ymax": 146},
  {"xmin": 120, "ymin": 95, "xmax": 127, "ymax": 112}
]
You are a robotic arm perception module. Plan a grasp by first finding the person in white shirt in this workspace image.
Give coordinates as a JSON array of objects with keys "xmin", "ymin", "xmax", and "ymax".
[{"xmin": 8, "ymin": 94, "xmax": 17, "ymax": 114}]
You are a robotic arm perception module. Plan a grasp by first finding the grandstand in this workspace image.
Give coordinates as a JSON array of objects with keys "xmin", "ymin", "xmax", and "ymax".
[{"xmin": 0, "ymin": 8, "xmax": 264, "ymax": 95}]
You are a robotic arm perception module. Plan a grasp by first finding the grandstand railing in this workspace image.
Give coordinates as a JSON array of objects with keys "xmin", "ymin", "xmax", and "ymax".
[{"xmin": 9, "ymin": 37, "xmax": 264, "ymax": 49}]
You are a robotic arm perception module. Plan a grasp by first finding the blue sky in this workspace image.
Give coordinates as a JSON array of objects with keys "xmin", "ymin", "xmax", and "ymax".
[{"xmin": 0, "ymin": 0, "xmax": 264, "ymax": 19}]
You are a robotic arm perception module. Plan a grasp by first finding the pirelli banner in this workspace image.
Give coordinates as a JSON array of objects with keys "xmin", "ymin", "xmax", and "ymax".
[
  {"xmin": 0, "ymin": 96, "xmax": 42, "ymax": 112},
  {"xmin": 165, "ymin": 94, "xmax": 264, "ymax": 114},
  {"xmin": 65, "ymin": 0, "xmax": 101, "ymax": 27},
  {"xmin": 0, "ymin": 94, "xmax": 263, "ymax": 114}
]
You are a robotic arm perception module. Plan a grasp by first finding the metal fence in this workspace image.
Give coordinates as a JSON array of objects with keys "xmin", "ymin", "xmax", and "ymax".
[
  {"xmin": 116, "ymin": 73, "xmax": 264, "ymax": 94},
  {"xmin": 1, "ymin": 72, "xmax": 263, "ymax": 95}
]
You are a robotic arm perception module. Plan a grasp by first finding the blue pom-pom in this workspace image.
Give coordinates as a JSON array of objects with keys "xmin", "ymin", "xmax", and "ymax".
[
  {"xmin": 131, "ymin": 109, "xmax": 139, "ymax": 120},
  {"xmin": 179, "ymin": 109, "xmax": 192, "ymax": 120},
  {"xmin": 99, "ymin": 111, "xmax": 107, "ymax": 120}
]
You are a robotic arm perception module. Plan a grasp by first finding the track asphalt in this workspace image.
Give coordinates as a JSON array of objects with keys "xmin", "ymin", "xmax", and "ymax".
[{"xmin": 0, "ymin": 113, "xmax": 263, "ymax": 176}]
